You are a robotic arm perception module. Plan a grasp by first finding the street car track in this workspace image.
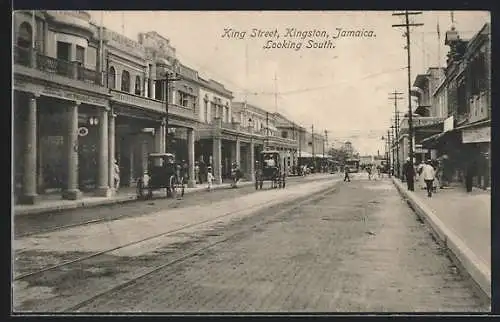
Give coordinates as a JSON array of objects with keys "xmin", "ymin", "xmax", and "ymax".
[
  {"xmin": 64, "ymin": 183, "xmax": 340, "ymax": 312},
  {"xmin": 14, "ymin": 198, "xmax": 277, "ymax": 281},
  {"xmin": 15, "ymin": 176, "xmax": 325, "ymax": 239},
  {"xmin": 15, "ymin": 178, "xmax": 339, "ymax": 282}
]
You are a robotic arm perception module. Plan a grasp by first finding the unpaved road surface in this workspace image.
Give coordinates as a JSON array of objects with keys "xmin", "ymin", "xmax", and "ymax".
[{"xmin": 64, "ymin": 178, "xmax": 489, "ymax": 312}]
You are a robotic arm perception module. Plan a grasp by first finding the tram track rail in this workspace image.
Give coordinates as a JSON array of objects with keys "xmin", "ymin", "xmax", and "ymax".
[
  {"xmin": 15, "ymin": 176, "xmax": 332, "ymax": 239},
  {"xmin": 14, "ymin": 179, "xmax": 340, "ymax": 282},
  {"xmin": 64, "ymin": 183, "xmax": 340, "ymax": 312},
  {"xmin": 14, "ymin": 198, "xmax": 277, "ymax": 281}
]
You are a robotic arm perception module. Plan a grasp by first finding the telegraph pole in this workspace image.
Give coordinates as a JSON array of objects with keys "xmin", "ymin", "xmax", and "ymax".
[
  {"xmin": 266, "ymin": 111, "xmax": 269, "ymax": 148},
  {"xmin": 389, "ymin": 90, "xmax": 403, "ymax": 178},
  {"xmin": 392, "ymin": 10, "xmax": 423, "ymax": 190},
  {"xmin": 274, "ymin": 72, "xmax": 278, "ymax": 113},
  {"xmin": 387, "ymin": 129, "xmax": 392, "ymax": 178},
  {"xmin": 156, "ymin": 72, "xmax": 180, "ymax": 152},
  {"xmin": 390, "ymin": 125, "xmax": 396, "ymax": 177},
  {"xmin": 311, "ymin": 124, "xmax": 315, "ymax": 170},
  {"xmin": 324, "ymin": 130, "xmax": 328, "ymax": 173}
]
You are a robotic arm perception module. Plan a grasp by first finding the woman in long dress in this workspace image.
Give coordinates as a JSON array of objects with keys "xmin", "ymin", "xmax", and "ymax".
[{"xmin": 417, "ymin": 161, "xmax": 426, "ymax": 190}]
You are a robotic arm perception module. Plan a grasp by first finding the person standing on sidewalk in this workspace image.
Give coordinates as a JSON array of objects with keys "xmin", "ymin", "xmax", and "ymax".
[
  {"xmin": 421, "ymin": 159, "xmax": 436, "ymax": 198},
  {"xmin": 403, "ymin": 157, "xmax": 415, "ymax": 191},
  {"xmin": 113, "ymin": 159, "xmax": 120, "ymax": 190}
]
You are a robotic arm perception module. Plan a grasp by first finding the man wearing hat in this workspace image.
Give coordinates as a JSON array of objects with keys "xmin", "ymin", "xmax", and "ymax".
[
  {"xmin": 421, "ymin": 159, "xmax": 436, "ymax": 197},
  {"xmin": 403, "ymin": 157, "xmax": 415, "ymax": 191}
]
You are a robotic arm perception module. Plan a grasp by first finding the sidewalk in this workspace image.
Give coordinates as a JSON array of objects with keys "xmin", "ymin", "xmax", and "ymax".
[
  {"xmin": 13, "ymin": 181, "xmax": 254, "ymax": 217},
  {"xmin": 392, "ymin": 177, "xmax": 491, "ymax": 299},
  {"xmin": 13, "ymin": 173, "xmax": 336, "ymax": 217}
]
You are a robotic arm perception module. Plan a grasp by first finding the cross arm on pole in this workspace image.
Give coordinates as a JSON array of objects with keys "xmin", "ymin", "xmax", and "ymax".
[
  {"xmin": 392, "ymin": 11, "xmax": 423, "ymax": 16},
  {"xmin": 392, "ymin": 23, "xmax": 425, "ymax": 27}
]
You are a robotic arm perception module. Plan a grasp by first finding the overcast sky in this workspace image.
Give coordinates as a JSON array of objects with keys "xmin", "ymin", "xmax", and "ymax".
[{"xmin": 89, "ymin": 10, "xmax": 490, "ymax": 156}]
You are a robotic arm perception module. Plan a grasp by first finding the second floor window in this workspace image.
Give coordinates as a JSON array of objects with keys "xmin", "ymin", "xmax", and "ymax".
[
  {"xmin": 135, "ymin": 76, "xmax": 141, "ymax": 95},
  {"xmin": 178, "ymin": 91, "xmax": 189, "ymax": 107},
  {"xmin": 75, "ymin": 45, "xmax": 85, "ymax": 65},
  {"xmin": 121, "ymin": 70, "xmax": 130, "ymax": 92},
  {"xmin": 108, "ymin": 66, "xmax": 116, "ymax": 89},
  {"xmin": 282, "ymin": 131, "xmax": 288, "ymax": 138}
]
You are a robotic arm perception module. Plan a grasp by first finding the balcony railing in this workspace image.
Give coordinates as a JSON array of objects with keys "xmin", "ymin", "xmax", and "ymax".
[
  {"xmin": 14, "ymin": 45, "xmax": 31, "ymax": 67},
  {"xmin": 14, "ymin": 45, "xmax": 102, "ymax": 85}
]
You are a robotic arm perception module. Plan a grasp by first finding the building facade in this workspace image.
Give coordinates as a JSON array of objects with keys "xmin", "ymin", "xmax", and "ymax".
[
  {"xmin": 421, "ymin": 23, "xmax": 491, "ymax": 189},
  {"xmin": 13, "ymin": 10, "xmax": 331, "ymax": 204}
]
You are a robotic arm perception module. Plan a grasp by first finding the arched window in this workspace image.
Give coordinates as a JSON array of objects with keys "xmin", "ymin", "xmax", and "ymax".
[
  {"xmin": 108, "ymin": 66, "xmax": 116, "ymax": 89},
  {"xmin": 135, "ymin": 75, "xmax": 141, "ymax": 95},
  {"xmin": 16, "ymin": 22, "xmax": 33, "ymax": 66},
  {"xmin": 17, "ymin": 22, "xmax": 32, "ymax": 48},
  {"xmin": 121, "ymin": 70, "xmax": 130, "ymax": 92}
]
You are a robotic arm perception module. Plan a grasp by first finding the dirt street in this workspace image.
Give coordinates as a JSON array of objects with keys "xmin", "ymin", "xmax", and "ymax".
[{"xmin": 73, "ymin": 178, "xmax": 489, "ymax": 312}]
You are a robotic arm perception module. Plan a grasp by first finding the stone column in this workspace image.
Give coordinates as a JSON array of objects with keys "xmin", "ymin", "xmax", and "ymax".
[
  {"xmin": 248, "ymin": 126, "xmax": 255, "ymax": 182},
  {"xmin": 62, "ymin": 101, "xmax": 82, "ymax": 200},
  {"xmin": 187, "ymin": 128, "xmax": 196, "ymax": 188},
  {"xmin": 213, "ymin": 117, "xmax": 222, "ymax": 184},
  {"xmin": 154, "ymin": 125, "xmax": 162, "ymax": 153},
  {"xmin": 236, "ymin": 139, "xmax": 241, "ymax": 167},
  {"xmin": 19, "ymin": 93, "xmax": 39, "ymax": 204},
  {"xmin": 108, "ymin": 110, "xmax": 116, "ymax": 194},
  {"xmin": 96, "ymin": 108, "xmax": 110, "ymax": 196},
  {"xmin": 151, "ymin": 64, "xmax": 156, "ymax": 99}
]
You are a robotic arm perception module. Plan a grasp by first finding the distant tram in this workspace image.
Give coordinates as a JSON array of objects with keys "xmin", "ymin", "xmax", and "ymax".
[{"xmin": 344, "ymin": 158, "xmax": 360, "ymax": 173}]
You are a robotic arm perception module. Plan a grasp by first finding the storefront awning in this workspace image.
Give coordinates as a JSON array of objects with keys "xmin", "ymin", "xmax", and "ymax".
[
  {"xmin": 298, "ymin": 151, "xmax": 313, "ymax": 158},
  {"xmin": 421, "ymin": 128, "xmax": 460, "ymax": 148}
]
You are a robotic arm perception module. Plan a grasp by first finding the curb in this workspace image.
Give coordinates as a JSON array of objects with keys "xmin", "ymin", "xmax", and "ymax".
[
  {"xmin": 391, "ymin": 177, "xmax": 491, "ymax": 300},
  {"xmin": 15, "ymin": 182, "xmax": 255, "ymax": 217}
]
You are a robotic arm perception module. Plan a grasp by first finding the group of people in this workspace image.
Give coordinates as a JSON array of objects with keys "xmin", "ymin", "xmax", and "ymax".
[{"xmin": 403, "ymin": 158, "xmax": 440, "ymax": 197}]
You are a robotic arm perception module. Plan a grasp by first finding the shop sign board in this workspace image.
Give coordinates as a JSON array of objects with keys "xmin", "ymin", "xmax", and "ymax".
[
  {"xmin": 443, "ymin": 116, "xmax": 454, "ymax": 132},
  {"xmin": 462, "ymin": 126, "xmax": 490, "ymax": 143}
]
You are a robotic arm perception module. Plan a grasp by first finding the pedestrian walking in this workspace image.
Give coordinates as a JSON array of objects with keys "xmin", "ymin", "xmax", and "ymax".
[
  {"xmin": 344, "ymin": 166, "xmax": 351, "ymax": 182},
  {"xmin": 194, "ymin": 161, "xmax": 200, "ymax": 184},
  {"xmin": 421, "ymin": 159, "xmax": 436, "ymax": 197},
  {"xmin": 207, "ymin": 166, "xmax": 214, "ymax": 191},
  {"xmin": 113, "ymin": 159, "xmax": 120, "ymax": 190},
  {"xmin": 416, "ymin": 161, "xmax": 426, "ymax": 190},
  {"xmin": 366, "ymin": 165, "xmax": 372, "ymax": 180},
  {"xmin": 403, "ymin": 157, "xmax": 415, "ymax": 191}
]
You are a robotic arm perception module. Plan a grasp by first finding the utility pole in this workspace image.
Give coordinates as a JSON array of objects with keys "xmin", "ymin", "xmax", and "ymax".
[
  {"xmin": 392, "ymin": 10, "xmax": 423, "ymax": 190},
  {"xmin": 266, "ymin": 111, "xmax": 269, "ymax": 148},
  {"xmin": 391, "ymin": 125, "xmax": 396, "ymax": 177},
  {"xmin": 156, "ymin": 72, "xmax": 180, "ymax": 152},
  {"xmin": 389, "ymin": 90, "xmax": 404, "ymax": 178},
  {"xmin": 387, "ymin": 129, "xmax": 392, "ymax": 178},
  {"xmin": 274, "ymin": 72, "xmax": 278, "ymax": 113},
  {"xmin": 323, "ymin": 130, "xmax": 328, "ymax": 173},
  {"xmin": 311, "ymin": 124, "xmax": 315, "ymax": 170}
]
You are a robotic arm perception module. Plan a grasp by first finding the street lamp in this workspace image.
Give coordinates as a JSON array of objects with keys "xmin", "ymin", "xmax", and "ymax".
[{"xmin": 88, "ymin": 116, "xmax": 99, "ymax": 126}]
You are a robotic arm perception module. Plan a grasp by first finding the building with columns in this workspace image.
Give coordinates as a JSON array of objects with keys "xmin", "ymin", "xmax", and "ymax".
[
  {"xmin": 13, "ymin": 10, "xmax": 333, "ymax": 205},
  {"xmin": 13, "ymin": 11, "xmax": 200, "ymax": 204},
  {"xmin": 14, "ymin": 10, "xmax": 111, "ymax": 204}
]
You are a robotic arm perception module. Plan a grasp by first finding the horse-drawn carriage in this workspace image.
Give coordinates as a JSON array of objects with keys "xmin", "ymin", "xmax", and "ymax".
[
  {"xmin": 255, "ymin": 150, "xmax": 287, "ymax": 190},
  {"xmin": 136, "ymin": 153, "xmax": 185, "ymax": 199}
]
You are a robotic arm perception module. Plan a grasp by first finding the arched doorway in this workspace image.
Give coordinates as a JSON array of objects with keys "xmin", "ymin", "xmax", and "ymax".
[{"xmin": 16, "ymin": 22, "xmax": 32, "ymax": 66}]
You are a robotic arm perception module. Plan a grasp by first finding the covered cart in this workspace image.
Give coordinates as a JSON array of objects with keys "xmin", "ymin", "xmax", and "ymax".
[
  {"xmin": 255, "ymin": 150, "xmax": 287, "ymax": 190},
  {"xmin": 136, "ymin": 153, "xmax": 185, "ymax": 199}
]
